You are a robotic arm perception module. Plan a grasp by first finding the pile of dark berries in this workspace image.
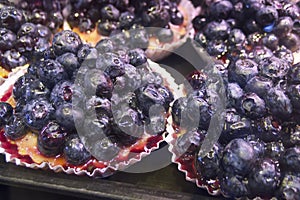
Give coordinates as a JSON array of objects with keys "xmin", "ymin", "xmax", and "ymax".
[
  {"xmin": 172, "ymin": 45, "xmax": 300, "ymax": 198},
  {"xmin": 192, "ymin": 0, "xmax": 300, "ymax": 58},
  {"xmin": 0, "ymin": 30, "xmax": 174, "ymax": 166},
  {"xmin": 66, "ymin": 0, "xmax": 184, "ymax": 44},
  {"xmin": 0, "ymin": 0, "xmax": 66, "ymax": 71}
]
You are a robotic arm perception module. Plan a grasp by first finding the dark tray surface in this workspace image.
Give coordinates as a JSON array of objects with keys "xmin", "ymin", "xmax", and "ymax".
[{"xmin": 0, "ymin": 154, "xmax": 222, "ymax": 200}]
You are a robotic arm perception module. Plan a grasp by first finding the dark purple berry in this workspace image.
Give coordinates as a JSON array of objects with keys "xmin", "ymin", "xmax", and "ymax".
[
  {"xmin": 192, "ymin": 16, "xmax": 207, "ymax": 31},
  {"xmin": 196, "ymin": 142, "xmax": 223, "ymax": 180},
  {"xmin": 259, "ymin": 56, "xmax": 290, "ymax": 80},
  {"xmin": 265, "ymin": 141, "xmax": 285, "ymax": 159},
  {"xmin": 244, "ymin": 76, "xmax": 273, "ymax": 98},
  {"xmin": 228, "ymin": 58, "xmax": 259, "ymax": 88},
  {"xmin": 170, "ymin": 10, "xmax": 184, "ymax": 25},
  {"xmin": 262, "ymin": 34, "xmax": 279, "ymax": 51},
  {"xmin": 97, "ymin": 52, "xmax": 125, "ymax": 79},
  {"xmin": 52, "ymin": 30, "xmax": 82, "ymax": 56},
  {"xmin": 47, "ymin": 11, "xmax": 64, "ymax": 31},
  {"xmin": 23, "ymin": 98, "xmax": 54, "ymax": 131},
  {"xmin": 280, "ymin": 146, "xmax": 300, "ymax": 174},
  {"xmin": 4, "ymin": 114, "xmax": 27, "ymax": 140},
  {"xmin": 0, "ymin": 102, "xmax": 13, "ymax": 127},
  {"xmin": 37, "ymin": 121, "xmax": 67, "ymax": 157},
  {"xmin": 101, "ymin": 4, "xmax": 120, "ymax": 21},
  {"xmin": 119, "ymin": 11, "xmax": 135, "ymax": 28},
  {"xmin": 266, "ymin": 88, "xmax": 292, "ymax": 119},
  {"xmin": 206, "ymin": 39, "xmax": 227, "ymax": 57},
  {"xmin": 281, "ymin": 123, "xmax": 300, "ymax": 148},
  {"xmin": 218, "ymin": 109, "xmax": 253, "ymax": 145},
  {"xmin": 78, "ymin": 17, "xmax": 95, "ymax": 33},
  {"xmin": 228, "ymin": 28, "xmax": 246, "ymax": 46},
  {"xmin": 1, "ymin": 49, "xmax": 27, "ymax": 71},
  {"xmin": 220, "ymin": 174, "xmax": 249, "ymax": 198},
  {"xmin": 277, "ymin": 174, "xmax": 300, "ymax": 200},
  {"xmin": 274, "ymin": 46, "xmax": 294, "ymax": 65},
  {"xmin": 0, "ymin": 6, "xmax": 24, "ymax": 32},
  {"xmin": 56, "ymin": 52, "xmax": 80, "ymax": 77},
  {"xmin": 114, "ymin": 64, "xmax": 142, "ymax": 93},
  {"xmin": 273, "ymin": 16, "xmax": 294, "ymax": 37},
  {"xmin": 248, "ymin": 158, "xmax": 281, "ymax": 197},
  {"xmin": 36, "ymin": 24, "xmax": 51, "ymax": 40},
  {"xmin": 77, "ymin": 44, "xmax": 97, "ymax": 63},
  {"xmin": 50, "ymin": 81, "xmax": 75, "ymax": 108},
  {"xmin": 209, "ymin": 0, "xmax": 233, "ymax": 19},
  {"xmin": 204, "ymin": 20, "xmax": 231, "ymax": 40},
  {"xmin": 85, "ymin": 96, "xmax": 112, "ymax": 117},
  {"xmin": 128, "ymin": 48, "xmax": 147, "ymax": 67},
  {"xmin": 95, "ymin": 38, "xmax": 114, "ymax": 54},
  {"xmin": 135, "ymin": 83, "xmax": 174, "ymax": 117},
  {"xmin": 287, "ymin": 84, "xmax": 300, "ymax": 110},
  {"xmin": 279, "ymin": 32, "xmax": 300, "ymax": 52},
  {"xmin": 257, "ymin": 116, "xmax": 281, "ymax": 142},
  {"xmin": 15, "ymin": 35, "xmax": 35, "ymax": 53},
  {"xmin": 17, "ymin": 22, "xmax": 38, "ymax": 38},
  {"xmin": 64, "ymin": 134, "xmax": 91, "ymax": 166},
  {"xmin": 288, "ymin": 62, "xmax": 300, "ymax": 84},
  {"xmin": 0, "ymin": 28, "xmax": 16, "ymax": 51},
  {"xmin": 86, "ymin": 135, "xmax": 119, "ymax": 161},
  {"xmin": 255, "ymin": 5, "xmax": 278, "ymax": 27},
  {"xmin": 55, "ymin": 103, "xmax": 84, "ymax": 131},
  {"xmin": 97, "ymin": 21, "xmax": 117, "ymax": 36},
  {"xmin": 37, "ymin": 59, "xmax": 68, "ymax": 89},
  {"xmin": 30, "ymin": 9, "xmax": 47, "ymax": 24},
  {"xmin": 227, "ymin": 83, "xmax": 244, "ymax": 106},
  {"xmin": 84, "ymin": 69, "xmax": 114, "ymax": 98},
  {"xmin": 221, "ymin": 138, "xmax": 257, "ymax": 176},
  {"xmin": 187, "ymin": 70, "xmax": 207, "ymax": 91}
]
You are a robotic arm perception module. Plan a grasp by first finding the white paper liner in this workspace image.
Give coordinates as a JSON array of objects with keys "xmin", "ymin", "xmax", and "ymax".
[
  {"xmin": 0, "ymin": 59, "xmax": 178, "ymax": 177},
  {"xmin": 166, "ymin": 116, "xmax": 222, "ymax": 196},
  {"xmin": 0, "ymin": 65, "xmax": 28, "ymax": 88}
]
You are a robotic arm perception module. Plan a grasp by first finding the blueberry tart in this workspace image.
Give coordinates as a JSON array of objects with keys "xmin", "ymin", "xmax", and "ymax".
[
  {"xmin": 168, "ymin": 19, "xmax": 300, "ymax": 198},
  {"xmin": 0, "ymin": 30, "xmax": 178, "ymax": 177},
  {"xmin": 63, "ymin": 0, "xmax": 198, "ymax": 61},
  {"xmin": 0, "ymin": 1, "xmax": 66, "ymax": 84}
]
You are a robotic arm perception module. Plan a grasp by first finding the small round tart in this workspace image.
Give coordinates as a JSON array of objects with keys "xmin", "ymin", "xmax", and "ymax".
[
  {"xmin": 0, "ymin": 30, "xmax": 179, "ymax": 177},
  {"xmin": 0, "ymin": 1, "xmax": 66, "ymax": 84},
  {"xmin": 167, "ymin": 40, "xmax": 300, "ymax": 198},
  {"xmin": 64, "ymin": 0, "xmax": 198, "ymax": 61}
]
